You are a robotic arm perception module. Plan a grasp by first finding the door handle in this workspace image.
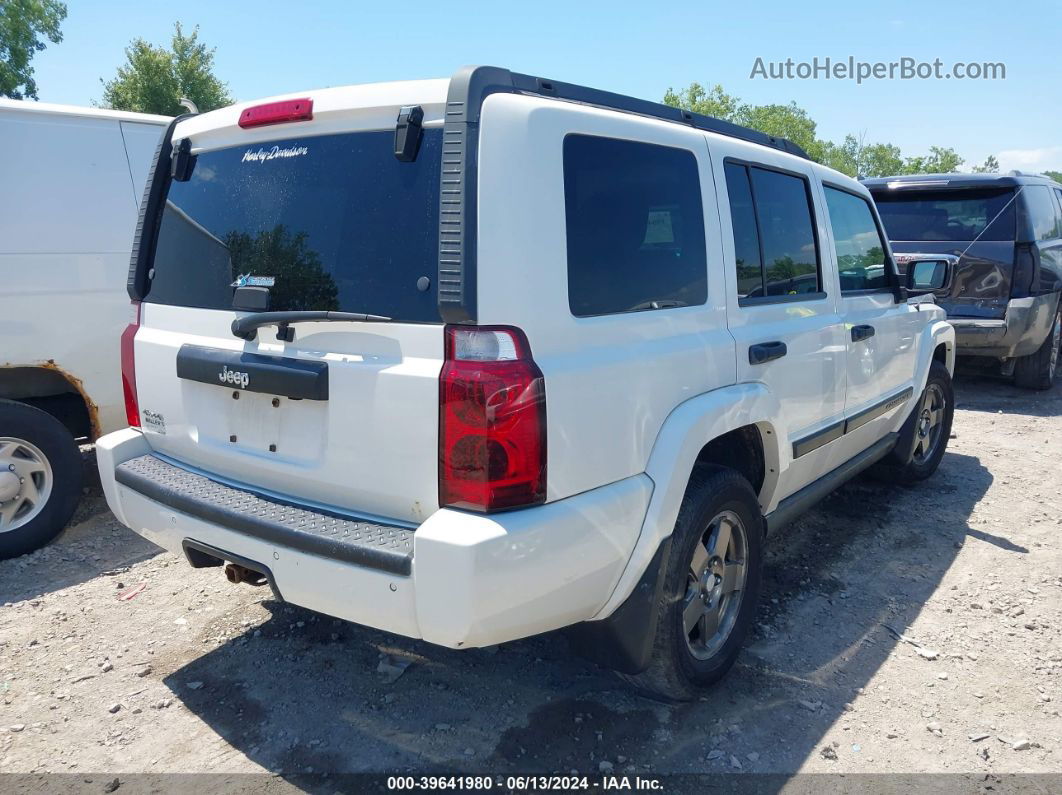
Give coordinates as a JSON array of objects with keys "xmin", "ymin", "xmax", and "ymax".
[
  {"xmin": 748, "ymin": 341, "xmax": 788, "ymax": 365},
  {"xmin": 851, "ymin": 324, "xmax": 876, "ymax": 342}
]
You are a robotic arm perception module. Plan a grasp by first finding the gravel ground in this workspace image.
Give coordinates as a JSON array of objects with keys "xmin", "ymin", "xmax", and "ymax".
[{"xmin": 1, "ymin": 375, "xmax": 1060, "ymax": 782}]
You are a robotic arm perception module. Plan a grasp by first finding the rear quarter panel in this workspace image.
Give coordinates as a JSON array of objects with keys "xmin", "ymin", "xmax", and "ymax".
[{"xmin": 475, "ymin": 94, "xmax": 737, "ymax": 502}]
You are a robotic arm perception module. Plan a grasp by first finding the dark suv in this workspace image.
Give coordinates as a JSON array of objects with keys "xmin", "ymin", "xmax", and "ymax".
[{"xmin": 865, "ymin": 173, "xmax": 1062, "ymax": 389}]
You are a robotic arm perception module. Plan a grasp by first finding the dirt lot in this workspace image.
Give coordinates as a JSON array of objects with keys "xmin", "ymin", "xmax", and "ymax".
[{"xmin": 1, "ymin": 375, "xmax": 1060, "ymax": 785}]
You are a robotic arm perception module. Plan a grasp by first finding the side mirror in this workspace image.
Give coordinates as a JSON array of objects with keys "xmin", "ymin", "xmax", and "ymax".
[{"xmin": 904, "ymin": 256, "xmax": 955, "ymax": 295}]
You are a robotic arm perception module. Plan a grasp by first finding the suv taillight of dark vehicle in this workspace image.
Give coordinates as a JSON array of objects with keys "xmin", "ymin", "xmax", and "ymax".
[
  {"xmin": 1012, "ymin": 243, "xmax": 1039, "ymax": 296},
  {"xmin": 120, "ymin": 301, "xmax": 141, "ymax": 427},
  {"xmin": 439, "ymin": 326, "xmax": 546, "ymax": 512}
]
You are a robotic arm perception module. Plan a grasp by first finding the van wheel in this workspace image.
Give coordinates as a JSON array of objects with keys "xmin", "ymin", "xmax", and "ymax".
[
  {"xmin": 870, "ymin": 361, "xmax": 954, "ymax": 485},
  {"xmin": 620, "ymin": 466, "xmax": 763, "ymax": 702},
  {"xmin": 0, "ymin": 400, "xmax": 83, "ymax": 560},
  {"xmin": 1014, "ymin": 307, "xmax": 1060, "ymax": 390}
]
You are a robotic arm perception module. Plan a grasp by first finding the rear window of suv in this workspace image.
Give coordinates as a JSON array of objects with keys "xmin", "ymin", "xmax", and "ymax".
[
  {"xmin": 874, "ymin": 188, "xmax": 1015, "ymax": 242},
  {"xmin": 563, "ymin": 134, "xmax": 708, "ymax": 317},
  {"xmin": 145, "ymin": 129, "xmax": 442, "ymax": 322}
]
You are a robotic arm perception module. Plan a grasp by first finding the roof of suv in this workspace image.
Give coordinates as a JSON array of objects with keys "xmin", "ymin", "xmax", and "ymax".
[
  {"xmin": 173, "ymin": 66, "xmax": 812, "ymax": 162},
  {"xmin": 863, "ymin": 172, "xmax": 1062, "ymax": 191}
]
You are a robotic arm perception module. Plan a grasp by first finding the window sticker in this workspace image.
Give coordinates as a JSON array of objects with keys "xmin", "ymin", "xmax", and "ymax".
[
  {"xmin": 230, "ymin": 274, "xmax": 276, "ymax": 288},
  {"xmin": 643, "ymin": 210, "xmax": 676, "ymax": 245},
  {"xmin": 142, "ymin": 409, "xmax": 166, "ymax": 435},
  {"xmin": 241, "ymin": 145, "xmax": 309, "ymax": 164}
]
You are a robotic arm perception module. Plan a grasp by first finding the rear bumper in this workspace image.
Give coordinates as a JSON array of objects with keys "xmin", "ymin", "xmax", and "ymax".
[
  {"xmin": 949, "ymin": 292, "xmax": 1060, "ymax": 359},
  {"xmin": 97, "ymin": 428, "xmax": 651, "ymax": 649}
]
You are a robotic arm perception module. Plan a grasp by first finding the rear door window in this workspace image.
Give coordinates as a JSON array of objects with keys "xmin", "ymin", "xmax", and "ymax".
[
  {"xmin": 823, "ymin": 186, "xmax": 890, "ymax": 292},
  {"xmin": 874, "ymin": 189, "xmax": 1015, "ymax": 242},
  {"xmin": 146, "ymin": 129, "xmax": 442, "ymax": 322},
  {"xmin": 724, "ymin": 161, "xmax": 821, "ymax": 301},
  {"xmin": 563, "ymin": 134, "xmax": 708, "ymax": 317},
  {"xmin": 723, "ymin": 163, "xmax": 763, "ymax": 296}
]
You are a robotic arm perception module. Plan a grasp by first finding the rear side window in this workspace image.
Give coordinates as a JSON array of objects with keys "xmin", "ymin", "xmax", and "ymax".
[
  {"xmin": 823, "ymin": 186, "xmax": 890, "ymax": 292},
  {"xmin": 874, "ymin": 189, "xmax": 1015, "ymax": 242},
  {"xmin": 1024, "ymin": 185, "xmax": 1062, "ymax": 241},
  {"xmin": 563, "ymin": 134, "xmax": 708, "ymax": 317},
  {"xmin": 146, "ymin": 129, "xmax": 442, "ymax": 322},
  {"xmin": 724, "ymin": 161, "xmax": 821, "ymax": 301}
]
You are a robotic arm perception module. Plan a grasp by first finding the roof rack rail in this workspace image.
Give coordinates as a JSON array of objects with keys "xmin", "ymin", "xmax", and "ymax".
[
  {"xmin": 443, "ymin": 66, "xmax": 811, "ymax": 160},
  {"xmin": 512, "ymin": 71, "xmax": 810, "ymax": 159}
]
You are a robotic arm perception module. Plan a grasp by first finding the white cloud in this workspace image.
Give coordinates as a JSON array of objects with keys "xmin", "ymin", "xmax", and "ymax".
[{"xmin": 996, "ymin": 146, "xmax": 1062, "ymax": 174}]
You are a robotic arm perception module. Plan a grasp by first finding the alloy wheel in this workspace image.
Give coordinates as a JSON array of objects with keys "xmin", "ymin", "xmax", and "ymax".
[
  {"xmin": 683, "ymin": 510, "xmax": 748, "ymax": 660},
  {"xmin": 912, "ymin": 384, "xmax": 946, "ymax": 464}
]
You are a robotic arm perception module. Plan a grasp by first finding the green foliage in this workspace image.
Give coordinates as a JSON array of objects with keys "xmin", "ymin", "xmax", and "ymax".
[
  {"xmin": 0, "ymin": 0, "xmax": 66, "ymax": 99},
  {"xmin": 665, "ymin": 81, "xmax": 967, "ymax": 178},
  {"xmin": 820, "ymin": 135, "xmax": 905, "ymax": 178},
  {"xmin": 663, "ymin": 82, "xmax": 741, "ymax": 121},
  {"xmin": 971, "ymin": 155, "xmax": 1000, "ymax": 174},
  {"xmin": 736, "ymin": 102, "xmax": 823, "ymax": 162},
  {"xmin": 903, "ymin": 146, "xmax": 964, "ymax": 175},
  {"xmin": 100, "ymin": 22, "xmax": 231, "ymax": 116},
  {"xmin": 1042, "ymin": 170, "xmax": 1062, "ymax": 183}
]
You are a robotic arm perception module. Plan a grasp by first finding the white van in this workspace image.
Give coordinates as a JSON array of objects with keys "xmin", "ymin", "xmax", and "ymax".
[
  {"xmin": 96, "ymin": 68, "xmax": 955, "ymax": 699},
  {"xmin": 0, "ymin": 100, "xmax": 169, "ymax": 558}
]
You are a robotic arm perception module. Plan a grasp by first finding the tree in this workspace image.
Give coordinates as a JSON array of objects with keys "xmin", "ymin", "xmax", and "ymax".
[
  {"xmin": 664, "ymin": 80, "xmax": 966, "ymax": 178},
  {"xmin": 971, "ymin": 155, "xmax": 1000, "ymax": 174},
  {"xmin": 100, "ymin": 22, "xmax": 231, "ymax": 115},
  {"xmin": 735, "ymin": 102, "xmax": 823, "ymax": 162},
  {"xmin": 1042, "ymin": 170, "xmax": 1062, "ymax": 183},
  {"xmin": 664, "ymin": 85, "xmax": 825, "ymax": 162},
  {"xmin": 0, "ymin": 0, "xmax": 67, "ymax": 99},
  {"xmin": 663, "ymin": 82, "xmax": 740, "ymax": 121},
  {"xmin": 903, "ymin": 146, "xmax": 964, "ymax": 175}
]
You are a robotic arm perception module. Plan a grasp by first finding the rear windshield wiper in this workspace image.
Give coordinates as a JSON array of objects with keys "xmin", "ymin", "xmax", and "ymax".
[{"xmin": 232, "ymin": 310, "xmax": 392, "ymax": 341}]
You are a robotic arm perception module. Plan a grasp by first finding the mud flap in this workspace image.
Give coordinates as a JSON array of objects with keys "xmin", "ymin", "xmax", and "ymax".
[
  {"xmin": 890, "ymin": 387, "xmax": 925, "ymax": 466},
  {"xmin": 565, "ymin": 538, "xmax": 671, "ymax": 675}
]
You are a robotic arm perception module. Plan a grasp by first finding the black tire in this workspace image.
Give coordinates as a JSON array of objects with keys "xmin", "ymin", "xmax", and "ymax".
[
  {"xmin": 620, "ymin": 465, "xmax": 764, "ymax": 702},
  {"xmin": 0, "ymin": 400, "xmax": 83, "ymax": 560},
  {"xmin": 870, "ymin": 360, "xmax": 954, "ymax": 485},
  {"xmin": 1013, "ymin": 306, "xmax": 1061, "ymax": 391}
]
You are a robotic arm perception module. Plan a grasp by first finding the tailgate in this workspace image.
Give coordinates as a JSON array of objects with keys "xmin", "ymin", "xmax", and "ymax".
[
  {"xmin": 134, "ymin": 304, "xmax": 442, "ymax": 524},
  {"xmin": 875, "ymin": 186, "xmax": 1018, "ymax": 319},
  {"xmin": 129, "ymin": 100, "xmax": 447, "ymax": 525},
  {"xmin": 892, "ymin": 240, "xmax": 1015, "ymax": 319}
]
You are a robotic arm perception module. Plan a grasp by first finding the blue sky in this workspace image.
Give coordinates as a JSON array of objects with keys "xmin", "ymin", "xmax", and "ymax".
[{"xmin": 31, "ymin": 0, "xmax": 1062, "ymax": 173}]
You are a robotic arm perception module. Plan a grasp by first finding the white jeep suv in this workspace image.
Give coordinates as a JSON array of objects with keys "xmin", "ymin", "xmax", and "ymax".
[{"xmin": 97, "ymin": 66, "xmax": 956, "ymax": 700}]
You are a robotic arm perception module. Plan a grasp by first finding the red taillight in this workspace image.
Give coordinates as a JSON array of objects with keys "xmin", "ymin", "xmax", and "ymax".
[
  {"xmin": 439, "ymin": 326, "xmax": 546, "ymax": 512},
  {"xmin": 238, "ymin": 98, "xmax": 313, "ymax": 128},
  {"xmin": 121, "ymin": 302, "xmax": 141, "ymax": 428}
]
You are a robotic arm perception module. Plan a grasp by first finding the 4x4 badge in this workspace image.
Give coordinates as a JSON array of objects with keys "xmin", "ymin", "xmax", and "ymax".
[{"xmin": 231, "ymin": 274, "xmax": 276, "ymax": 288}]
